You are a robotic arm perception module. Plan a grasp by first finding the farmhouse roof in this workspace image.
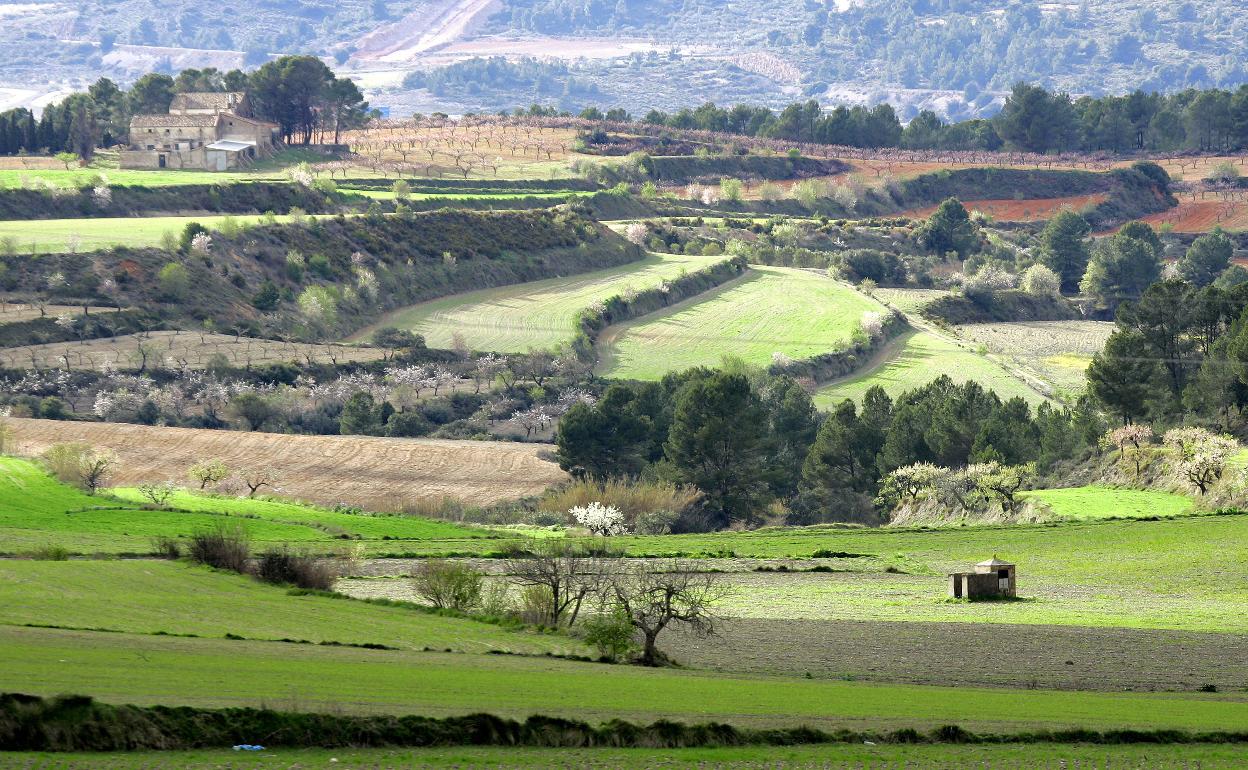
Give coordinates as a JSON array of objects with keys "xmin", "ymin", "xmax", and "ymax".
[
  {"xmin": 206, "ymin": 139, "xmax": 255, "ymax": 152},
  {"xmin": 169, "ymin": 91, "xmax": 245, "ymax": 112},
  {"xmin": 130, "ymin": 114, "xmax": 222, "ymax": 128},
  {"xmin": 976, "ymin": 556, "xmax": 1013, "ymax": 567},
  {"xmin": 220, "ymin": 113, "xmax": 279, "ymax": 128}
]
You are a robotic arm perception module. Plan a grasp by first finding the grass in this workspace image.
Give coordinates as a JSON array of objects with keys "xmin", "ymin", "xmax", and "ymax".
[
  {"xmin": 0, "ymin": 456, "xmax": 496, "ymax": 554},
  {"xmin": 598, "ymin": 265, "xmax": 884, "ymax": 380},
  {"xmin": 0, "ymin": 213, "xmax": 327, "ymax": 253},
  {"xmin": 349, "ymin": 252, "xmax": 728, "ymax": 351},
  {"xmin": 1020, "ymin": 485, "xmax": 1194, "ymax": 520},
  {"xmin": 0, "ymin": 168, "xmax": 282, "ymax": 189},
  {"xmin": 3, "ymin": 744, "xmax": 1245, "ymax": 768},
  {"xmin": 3, "ymin": 625, "xmax": 1246, "ymax": 734},
  {"xmin": 815, "ymin": 329, "xmax": 1046, "ymax": 407},
  {"xmin": 0, "ymin": 560, "xmax": 576, "ymax": 656}
]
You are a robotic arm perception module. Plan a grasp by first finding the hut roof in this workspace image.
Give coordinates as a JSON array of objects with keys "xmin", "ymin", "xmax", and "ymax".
[{"xmin": 976, "ymin": 556, "xmax": 1014, "ymax": 567}]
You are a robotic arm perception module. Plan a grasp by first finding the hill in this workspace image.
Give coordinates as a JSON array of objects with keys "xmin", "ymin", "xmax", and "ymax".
[{"xmin": 5, "ymin": 418, "xmax": 566, "ymax": 514}]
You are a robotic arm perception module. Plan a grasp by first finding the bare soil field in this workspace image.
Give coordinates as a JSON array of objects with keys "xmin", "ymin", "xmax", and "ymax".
[
  {"xmin": 0, "ymin": 331, "xmax": 388, "ymax": 371},
  {"xmin": 0, "ymin": 303, "xmax": 114, "ymax": 325},
  {"xmin": 1139, "ymin": 200, "xmax": 1248, "ymax": 233},
  {"xmin": 6, "ymin": 418, "xmax": 566, "ymax": 508},
  {"xmin": 905, "ymin": 194, "xmax": 1109, "ymax": 222},
  {"xmin": 664, "ymin": 618, "xmax": 1248, "ymax": 693}
]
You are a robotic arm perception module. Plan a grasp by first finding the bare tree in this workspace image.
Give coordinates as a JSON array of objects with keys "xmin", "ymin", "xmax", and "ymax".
[
  {"xmin": 507, "ymin": 540, "xmax": 612, "ymax": 627},
  {"xmin": 243, "ymin": 467, "xmax": 278, "ymax": 498},
  {"xmin": 604, "ymin": 560, "xmax": 728, "ymax": 666}
]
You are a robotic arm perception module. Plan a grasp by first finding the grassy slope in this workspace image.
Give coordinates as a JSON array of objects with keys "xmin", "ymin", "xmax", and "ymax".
[
  {"xmin": 815, "ymin": 329, "xmax": 1045, "ymax": 407},
  {"xmin": 598, "ymin": 266, "xmax": 883, "ymax": 380},
  {"xmin": 0, "ymin": 457, "xmax": 494, "ymax": 554},
  {"xmin": 4, "ymin": 744, "xmax": 1242, "ymax": 769},
  {"xmin": 1021, "ymin": 486, "xmax": 1194, "ymax": 520},
  {"xmin": 2, "ymin": 625, "xmax": 1244, "ymax": 734},
  {"xmin": 350, "ymin": 252, "xmax": 727, "ymax": 351},
  {"xmin": 0, "ymin": 169, "xmax": 282, "ymax": 188},
  {"xmin": 0, "ymin": 560, "xmax": 576, "ymax": 656}
]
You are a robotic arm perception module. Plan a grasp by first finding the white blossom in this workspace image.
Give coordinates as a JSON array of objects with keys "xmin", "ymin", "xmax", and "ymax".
[{"xmin": 570, "ymin": 502, "xmax": 628, "ymax": 536}]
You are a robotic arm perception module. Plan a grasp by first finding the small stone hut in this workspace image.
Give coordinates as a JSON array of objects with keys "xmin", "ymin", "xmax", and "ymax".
[{"xmin": 948, "ymin": 557, "xmax": 1016, "ymax": 599}]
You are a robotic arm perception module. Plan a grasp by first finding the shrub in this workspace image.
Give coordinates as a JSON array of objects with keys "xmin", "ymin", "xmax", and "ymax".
[
  {"xmin": 40, "ymin": 442, "xmax": 115, "ymax": 494},
  {"xmin": 27, "ymin": 545, "xmax": 70, "ymax": 561},
  {"xmin": 540, "ymin": 479, "xmax": 699, "ymax": 524},
  {"xmin": 256, "ymin": 547, "xmax": 338, "ymax": 590},
  {"xmin": 151, "ymin": 536, "xmax": 183, "ymax": 559},
  {"xmin": 580, "ymin": 610, "xmax": 637, "ymax": 662},
  {"xmin": 411, "ymin": 559, "xmax": 484, "ymax": 611},
  {"xmin": 188, "ymin": 524, "xmax": 251, "ymax": 573}
]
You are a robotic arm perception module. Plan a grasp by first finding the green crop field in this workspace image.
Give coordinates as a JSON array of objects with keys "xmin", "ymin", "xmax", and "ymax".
[
  {"xmin": 3, "ymin": 743, "xmax": 1243, "ymax": 769},
  {"xmin": 1021, "ymin": 485, "xmax": 1195, "ymax": 520},
  {"xmin": 0, "ymin": 168, "xmax": 283, "ymax": 189},
  {"xmin": 598, "ymin": 266, "xmax": 884, "ymax": 380},
  {"xmin": 2, "ymin": 625, "xmax": 1244, "ymax": 734},
  {"xmin": 343, "ymin": 188, "xmax": 584, "ymax": 202},
  {"xmin": 0, "ymin": 457, "xmax": 495, "ymax": 554},
  {"xmin": 0, "ymin": 560, "xmax": 579, "ymax": 656},
  {"xmin": 350, "ymin": 252, "xmax": 728, "ymax": 351},
  {"xmin": 815, "ymin": 329, "xmax": 1046, "ymax": 408}
]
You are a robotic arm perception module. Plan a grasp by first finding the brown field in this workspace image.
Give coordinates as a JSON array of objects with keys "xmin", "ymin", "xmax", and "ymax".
[
  {"xmin": 0, "ymin": 156, "xmax": 60, "ymax": 170},
  {"xmin": 6, "ymin": 417, "xmax": 567, "ymax": 508},
  {"xmin": 0, "ymin": 331, "xmax": 388, "ymax": 371},
  {"xmin": 905, "ymin": 194, "xmax": 1109, "ymax": 222},
  {"xmin": 663, "ymin": 617, "xmax": 1248, "ymax": 692},
  {"xmin": 0, "ymin": 303, "xmax": 114, "ymax": 325},
  {"xmin": 1139, "ymin": 200, "xmax": 1248, "ymax": 233}
]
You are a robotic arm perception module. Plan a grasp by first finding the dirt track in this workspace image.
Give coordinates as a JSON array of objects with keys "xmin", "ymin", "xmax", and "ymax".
[{"xmin": 7, "ymin": 418, "xmax": 566, "ymax": 509}]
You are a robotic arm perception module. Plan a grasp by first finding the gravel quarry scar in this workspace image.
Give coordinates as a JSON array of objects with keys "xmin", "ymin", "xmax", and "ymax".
[{"xmin": 7, "ymin": 418, "xmax": 566, "ymax": 509}]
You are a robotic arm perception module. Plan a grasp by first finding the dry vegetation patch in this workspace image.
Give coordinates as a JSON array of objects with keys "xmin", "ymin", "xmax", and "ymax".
[
  {"xmin": 957, "ymin": 321, "xmax": 1114, "ymax": 395},
  {"xmin": 6, "ymin": 418, "xmax": 566, "ymax": 508},
  {"xmin": 0, "ymin": 331, "xmax": 388, "ymax": 371}
]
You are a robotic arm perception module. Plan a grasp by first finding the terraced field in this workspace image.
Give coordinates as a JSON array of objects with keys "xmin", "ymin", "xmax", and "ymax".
[
  {"xmin": 957, "ymin": 320, "xmax": 1114, "ymax": 396},
  {"xmin": 598, "ymin": 266, "xmax": 884, "ymax": 380},
  {"xmin": 0, "ymin": 331, "xmax": 388, "ymax": 371},
  {"xmin": 4, "ymin": 624, "xmax": 1244, "ymax": 734},
  {"xmin": 351, "ymin": 252, "xmax": 728, "ymax": 351},
  {"xmin": 6, "ymin": 418, "xmax": 566, "ymax": 514},
  {"xmin": 1020, "ymin": 485, "xmax": 1194, "ymax": 520},
  {"xmin": 0, "ymin": 212, "xmax": 324, "ymax": 253},
  {"xmin": 815, "ymin": 329, "xmax": 1045, "ymax": 407},
  {"xmin": 0, "ymin": 455, "xmax": 499, "ymax": 554}
]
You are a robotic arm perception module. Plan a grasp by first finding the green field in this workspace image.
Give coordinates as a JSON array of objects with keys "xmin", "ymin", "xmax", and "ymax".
[
  {"xmin": 0, "ymin": 168, "xmax": 282, "ymax": 189},
  {"xmin": 1021, "ymin": 485, "xmax": 1195, "ymax": 520},
  {"xmin": 0, "ymin": 212, "xmax": 329, "ymax": 253},
  {"xmin": 598, "ymin": 265, "xmax": 884, "ymax": 380},
  {"xmin": 4, "ymin": 743, "xmax": 1243, "ymax": 769},
  {"xmin": 0, "ymin": 457, "xmax": 494, "ymax": 554},
  {"xmin": 815, "ymin": 329, "xmax": 1046, "ymax": 407},
  {"xmin": 344, "ymin": 188, "xmax": 583, "ymax": 201},
  {"xmin": 0, "ymin": 560, "xmax": 579, "ymax": 656},
  {"xmin": 351, "ymin": 252, "xmax": 728, "ymax": 351},
  {"xmin": 2, "ymin": 625, "xmax": 1243, "ymax": 734}
]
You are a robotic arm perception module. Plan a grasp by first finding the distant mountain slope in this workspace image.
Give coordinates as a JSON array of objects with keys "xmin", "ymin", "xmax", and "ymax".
[{"xmin": 1, "ymin": 0, "xmax": 1246, "ymax": 118}]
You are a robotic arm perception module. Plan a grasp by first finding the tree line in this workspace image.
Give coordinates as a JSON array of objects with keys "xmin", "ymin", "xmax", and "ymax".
[
  {"xmin": 0, "ymin": 57, "xmax": 371, "ymax": 157},
  {"xmin": 572, "ymin": 83, "xmax": 1248, "ymax": 155},
  {"xmin": 556, "ymin": 365, "xmax": 1102, "ymax": 528}
]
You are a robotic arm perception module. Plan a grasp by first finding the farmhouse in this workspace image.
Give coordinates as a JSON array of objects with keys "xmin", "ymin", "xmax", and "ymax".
[
  {"xmin": 948, "ymin": 557, "xmax": 1016, "ymax": 600},
  {"xmin": 120, "ymin": 92, "xmax": 280, "ymax": 171}
]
